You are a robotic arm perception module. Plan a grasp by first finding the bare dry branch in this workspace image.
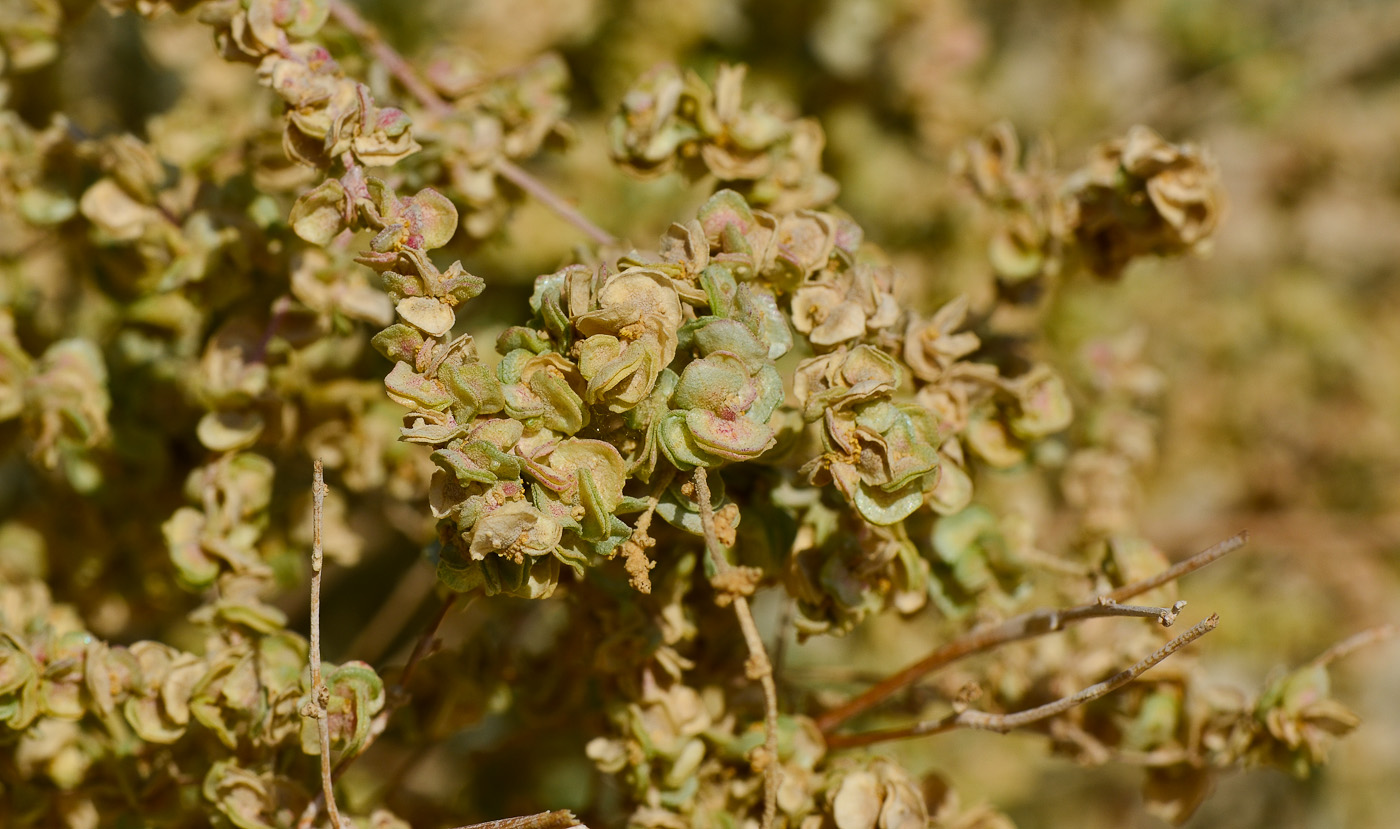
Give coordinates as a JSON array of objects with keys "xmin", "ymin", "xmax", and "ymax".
[
  {"xmin": 825, "ymin": 614, "xmax": 1220, "ymax": 750},
  {"xmin": 494, "ymin": 159, "xmax": 618, "ymax": 247},
  {"xmin": 350, "ymin": 593, "xmax": 460, "ymax": 759},
  {"xmin": 327, "ymin": 1, "xmax": 451, "ymax": 117},
  {"xmin": 300, "ymin": 460, "xmax": 343, "ymax": 829},
  {"xmin": 816, "ymin": 533, "xmax": 1246, "ymax": 735},
  {"xmin": 1103, "ymin": 531, "xmax": 1248, "ymax": 604}
]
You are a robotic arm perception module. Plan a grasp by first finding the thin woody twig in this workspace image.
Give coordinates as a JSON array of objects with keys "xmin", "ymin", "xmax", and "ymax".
[
  {"xmin": 814, "ymin": 597, "xmax": 1190, "ymax": 734},
  {"xmin": 1309, "ymin": 623, "xmax": 1400, "ymax": 669},
  {"xmin": 493, "ymin": 158, "xmax": 617, "ymax": 246},
  {"xmin": 693, "ymin": 468, "xmax": 779, "ymax": 829},
  {"xmin": 1067, "ymin": 597, "xmax": 1190, "ymax": 627},
  {"xmin": 380, "ymin": 594, "xmax": 459, "ymax": 699},
  {"xmin": 327, "ymin": 0, "xmax": 451, "ymax": 118},
  {"xmin": 299, "ymin": 592, "xmax": 461, "ymax": 829},
  {"xmin": 825, "ymin": 614, "xmax": 1220, "ymax": 750},
  {"xmin": 1102, "ymin": 531, "xmax": 1248, "ymax": 604},
  {"xmin": 326, "ymin": 1, "xmax": 617, "ymax": 247},
  {"xmin": 450, "ymin": 810, "xmax": 583, "ymax": 829},
  {"xmin": 1047, "ymin": 620, "xmax": 1398, "ymax": 772},
  {"xmin": 816, "ymin": 532, "xmax": 1246, "ymax": 735},
  {"xmin": 301, "ymin": 460, "xmax": 343, "ymax": 829}
]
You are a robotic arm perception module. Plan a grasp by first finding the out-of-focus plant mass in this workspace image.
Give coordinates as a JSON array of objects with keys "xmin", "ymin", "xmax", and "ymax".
[{"xmin": 2, "ymin": 1, "xmax": 1397, "ymax": 828}]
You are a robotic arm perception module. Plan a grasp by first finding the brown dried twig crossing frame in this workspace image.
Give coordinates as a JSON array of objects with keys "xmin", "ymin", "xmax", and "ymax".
[
  {"xmin": 816, "ymin": 531, "xmax": 1247, "ymax": 736},
  {"xmin": 824, "ymin": 613, "xmax": 1220, "ymax": 750}
]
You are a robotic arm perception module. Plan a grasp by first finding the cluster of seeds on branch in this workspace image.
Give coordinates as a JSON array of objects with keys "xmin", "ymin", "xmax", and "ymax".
[
  {"xmin": 202, "ymin": 0, "xmax": 419, "ymax": 168},
  {"xmin": 0, "ymin": 311, "xmax": 109, "ymax": 491},
  {"xmin": 611, "ymin": 62, "xmax": 839, "ymax": 212},
  {"xmin": 416, "ymin": 52, "xmax": 573, "ymax": 238},
  {"xmin": 954, "ymin": 122, "xmax": 1225, "ymax": 342},
  {"xmin": 340, "ymin": 176, "xmax": 1078, "ymax": 623}
]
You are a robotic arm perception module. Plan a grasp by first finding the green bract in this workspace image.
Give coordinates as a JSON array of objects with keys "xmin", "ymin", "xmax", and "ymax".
[
  {"xmin": 299, "ymin": 660, "xmax": 385, "ymax": 758},
  {"xmin": 0, "ymin": 633, "xmax": 40, "ymax": 729},
  {"xmin": 124, "ymin": 642, "xmax": 205, "ymax": 744},
  {"xmin": 659, "ymin": 352, "xmax": 781, "ymax": 469}
]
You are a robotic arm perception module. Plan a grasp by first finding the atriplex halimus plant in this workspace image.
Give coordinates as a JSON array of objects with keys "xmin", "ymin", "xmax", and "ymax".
[{"xmin": 0, "ymin": 3, "xmax": 1392, "ymax": 829}]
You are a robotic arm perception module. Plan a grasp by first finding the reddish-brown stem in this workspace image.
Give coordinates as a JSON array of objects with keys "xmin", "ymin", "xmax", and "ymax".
[
  {"xmin": 1310, "ymin": 623, "xmax": 1400, "ymax": 669},
  {"xmin": 393, "ymin": 592, "xmax": 458, "ymax": 691},
  {"xmin": 816, "ymin": 532, "xmax": 1246, "ymax": 735},
  {"xmin": 1102, "ymin": 531, "xmax": 1247, "ymax": 604},
  {"xmin": 327, "ymin": 1, "xmax": 451, "ymax": 118},
  {"xmin": 825, "ymin": 614, "xmax": 1219, "ymax": 750},
  {"xmin": 341, "ymin": 593, "xmax": 458, "ymax": 765}
]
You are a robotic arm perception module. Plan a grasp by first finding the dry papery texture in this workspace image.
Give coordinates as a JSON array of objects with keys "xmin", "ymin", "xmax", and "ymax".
[{"xmin": 2, "ymin": 1, "xmax": 1397, "ymax": 829}]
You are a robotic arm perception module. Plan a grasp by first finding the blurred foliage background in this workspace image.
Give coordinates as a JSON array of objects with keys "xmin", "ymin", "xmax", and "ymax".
[{"xmin": 4, "ymin": 0, "xmax": 1399, "ymax": 827}]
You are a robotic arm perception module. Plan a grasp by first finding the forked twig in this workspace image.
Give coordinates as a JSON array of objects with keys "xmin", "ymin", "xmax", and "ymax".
[
  {"xmin": 693, "ymin": 468, "xmax": 780, "ymax": 829},
  {"xmin": 816, "ymin": 531, "xmax": 1246, "ymax": 735},
  {"xmin": 1053, "ymin": 619, "xmax": 1399, "ymax": 771},
  {"xmin": 325, "ymin": 1, "xmax": 616, "ymax": 246},
  {"xmin": 825, "ymin": 614, "xmax": 1220, "ymax": 750}
]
